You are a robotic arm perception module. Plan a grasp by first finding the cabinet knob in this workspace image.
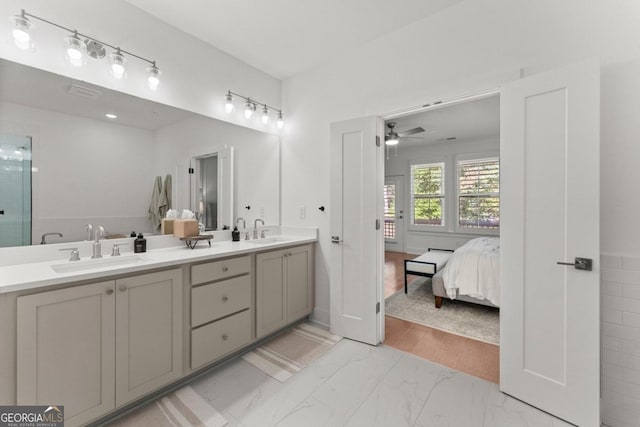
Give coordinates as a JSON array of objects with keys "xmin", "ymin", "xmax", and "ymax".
[
  {"xmin": 119, "ymin": 285, "xmax": 127, "ymax": 292},
  {"xmin": 222, "ymin": 266, "xmax": 229, "ymax": 272},
  {"xmin": 105, "ymin": 288, "xmax": 114, "ymax": 295},
  {"xmin": 222, "ymin": 295, "xmax": 229, "ymax": 302},
  {"xmin": 222, "ymin": 334, "xmax": 229, "ymax": 341}
]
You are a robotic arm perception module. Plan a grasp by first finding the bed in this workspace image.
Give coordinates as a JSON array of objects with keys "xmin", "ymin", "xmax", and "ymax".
[{"xmin": 432, "ymin": 237, "xmax": 500, "ymax": 308}]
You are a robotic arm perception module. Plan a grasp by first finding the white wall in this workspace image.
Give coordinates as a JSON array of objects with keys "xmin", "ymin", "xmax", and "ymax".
[
  {"xmin": 0, "ymin": 101, "xmax": 155, "ymax": 242},
  {"xmin": 152, "ymin": 114, "xmax": 280, "ymax": 227},
  {"xmin": 385, "ymin": 138, "xmax": 499, "ymax": 254},
  {"xmin": 0, "ymin": 0, "xmax": 281, "ymax": 134}
]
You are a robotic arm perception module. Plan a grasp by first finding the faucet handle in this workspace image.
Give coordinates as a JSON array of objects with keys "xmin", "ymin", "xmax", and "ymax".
[
  {"xmin": 111, "ymin": 244, "xmax": 125, "ymax": 257},
  {"xmin": 59, "ymin": 248, "xmax": 80, "ymax": 261},
  {"xmin": 244, "ymin": 231, "xmax": 250, "ymax": 240},
  {"xmin": 261, "ymin": 229, "xmax": 268, "ymax": 239}
]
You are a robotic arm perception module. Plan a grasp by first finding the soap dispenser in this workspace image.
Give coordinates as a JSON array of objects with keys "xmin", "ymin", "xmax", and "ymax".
[
  {"xmin": 232, "ymin": 226, "xmax": 240, "ymax": 242},
  {"xmin": 134, "ymin": 233, "xmax": 147, "ymax": 253}
]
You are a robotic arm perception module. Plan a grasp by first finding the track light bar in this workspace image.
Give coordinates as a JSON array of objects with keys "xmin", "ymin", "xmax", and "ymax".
[
  {"xmin": 10, "ymin": 9, "xmax": 161, "ymax": 90},
  {"xmin": 224, "ymin": 90, "xmax": 284, "ymax": 129}
]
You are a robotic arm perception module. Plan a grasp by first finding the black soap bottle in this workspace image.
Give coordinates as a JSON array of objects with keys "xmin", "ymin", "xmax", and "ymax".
[
  {"xmin": 134, "ymin": 233, "xmax": 147, "ymax": 253},
  {"xmin": 232, "ymin": 226, "xmax": 240, "ymax": 242}
]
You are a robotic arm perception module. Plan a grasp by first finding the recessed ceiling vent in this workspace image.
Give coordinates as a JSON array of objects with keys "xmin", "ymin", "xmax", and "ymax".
[{"xmin": 68, "ymin": 83, "xmax": 103, "ymax": 99}]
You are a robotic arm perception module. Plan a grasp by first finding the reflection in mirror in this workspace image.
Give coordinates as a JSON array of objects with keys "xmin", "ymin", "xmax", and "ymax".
[
  {"xmin": 0, "ymin": 59, "xmax": 280, "ymax": 247},
  {"xmin": 0, "ymin": 135, "xmax": 32, "ymax": 247},
  {"xmin": 196, "ymin": 153, "xmax": 219, "ymax": 230}
]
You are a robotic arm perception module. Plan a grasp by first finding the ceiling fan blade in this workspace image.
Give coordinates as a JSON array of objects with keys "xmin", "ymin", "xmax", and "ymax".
[
  {"xmin": 398, "ymin": 127, "xmax": 425, "ymax": 137},
  {"xmin": 400, "ymin": 136, "xmax": 424, "ymax": 141}
]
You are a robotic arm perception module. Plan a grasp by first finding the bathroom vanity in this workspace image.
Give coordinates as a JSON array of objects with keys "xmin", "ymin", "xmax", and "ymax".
[{"xmin": 0, "ymin": 233, "xmax": 315, "ymax": 426}]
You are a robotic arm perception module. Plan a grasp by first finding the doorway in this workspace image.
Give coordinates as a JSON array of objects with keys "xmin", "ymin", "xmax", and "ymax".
[{"xmin": 0, "ymin": 134, "xmax": 32, "ymax": 247}]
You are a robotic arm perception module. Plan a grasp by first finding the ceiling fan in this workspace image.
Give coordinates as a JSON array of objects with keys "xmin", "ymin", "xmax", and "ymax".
[{"xmin": 384, "ymin": 122, "xmax": 425, "ymax": 146}]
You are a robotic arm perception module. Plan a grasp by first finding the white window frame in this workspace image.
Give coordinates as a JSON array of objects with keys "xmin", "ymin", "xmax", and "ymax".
[
  {"xmin": 408, "ymin": 160, "xmax": 446, "ymax": 231},
  {"xmin": 454, "ymin": 152, "xmax": 500, "ymax": 235}
]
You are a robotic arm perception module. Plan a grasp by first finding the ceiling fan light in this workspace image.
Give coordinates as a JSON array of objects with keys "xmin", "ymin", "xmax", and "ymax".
[
  {"xmin": 11, "ymin": 13, "xmax": 32, "ymax": 50},
  {"xmin": 65, "ymin": 31, "xmax": 86, "ymax": 67},
  {"xmin": 146, "ymin": 63, "xmax": 161, "ymax": 90},
  {"xmin": 385, "ymin": 131, "xmax": 399, "ymax": 146},
  {"xmin": 109, "ymin": 49, "xmax": 126, "ymax": 79},
  {"xmin": 224, "ymin": 93, "xmax": 234, "ymax": 113}
]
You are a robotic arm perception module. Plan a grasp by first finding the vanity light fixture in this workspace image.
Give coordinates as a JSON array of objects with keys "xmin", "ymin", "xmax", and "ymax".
[
  {"xmin": 224, "ymin": 90, "xmax": 285, "ymax": 129},
  {"xmin": 9, "ymin": 9, "xmax": 161, "ymax": 90},
  {"xmin": 244, "ymin": 99, "xmax": 256, "ymax": 119},
  {"xmin": 10, "ymin": 11, "xmax": 32, "ymax": 50},
  {"xmin": 224, "ymin": 92, "xmax": 234, "ymax": 113}
]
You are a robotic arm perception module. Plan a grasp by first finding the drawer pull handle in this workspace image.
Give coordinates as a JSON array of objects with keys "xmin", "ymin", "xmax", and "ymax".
[
  {"xmin": 119, "ymin": 285, "xmax": 127, "ymax": 292},
  {"xmin": 222, "ymin": 266, "xmax": 229, "ymax": 272},
  {"xmin": 105, "ymin": 288, "xmax": 114, "ymax": 295},
  {"xmin": 222, "ymin": 334, "xmax": 229, "ymax": 341},
  {"xmin": 222, "ymin": 296, "xmax": 229, "ymax": 302}
]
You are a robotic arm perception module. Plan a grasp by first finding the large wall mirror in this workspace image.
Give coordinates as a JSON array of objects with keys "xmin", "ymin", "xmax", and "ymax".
[{"xmin": 0, "ymin": 59, "xmax": 280, "ymax": 247}]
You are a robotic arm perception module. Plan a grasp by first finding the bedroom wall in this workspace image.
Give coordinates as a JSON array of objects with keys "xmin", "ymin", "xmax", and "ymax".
[{"xmin": 384, "ymin": 137, "xmax": 499, "ymax": 254}]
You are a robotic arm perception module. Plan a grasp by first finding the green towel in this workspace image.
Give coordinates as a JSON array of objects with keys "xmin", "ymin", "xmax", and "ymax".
[
  {"xmin": 163, "ymin": 174, "xmax": 172, "ymax": 211},
  {"xmin": 148, "ymin": 176, "xmax": 167, "ymax": 230}
]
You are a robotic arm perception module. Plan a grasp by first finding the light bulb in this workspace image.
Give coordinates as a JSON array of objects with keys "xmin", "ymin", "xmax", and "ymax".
[
  {"xmin": 224, "ymin": 93, "xmax": 234, "ymax": 113},
  {"xmin": 385, "ymin": 138, "xmax": 399, "ymax": 146},
  {"xmin": 261, "ymin": 105, "xmax": 269, "ymax": 124},
  {"xmin": 110, "ymin": 49, "xmax": 126, "ymax": 79},
  {"xmin": 146, "ymin": 64, "xmax": 161, "ymax": 90},
  {"xmin": 11, "ymin": 14, "xmax": 32, "ymax": 50},
  {"xmin": 276, "ymin": 111, "xmax": 284, "ymax": 129},
  {"xmin": 65, "ymin": 32, "xmax": 85, "ymax": 67},
  {"xmin": 244, "ymin": 101, "xmax": 255, "ymax": 119}
]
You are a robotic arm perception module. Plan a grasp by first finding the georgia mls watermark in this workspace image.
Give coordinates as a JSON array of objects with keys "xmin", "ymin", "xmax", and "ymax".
[{"xmin": 0, "ymin": 406, "xmax": 64, "ymax": 427}]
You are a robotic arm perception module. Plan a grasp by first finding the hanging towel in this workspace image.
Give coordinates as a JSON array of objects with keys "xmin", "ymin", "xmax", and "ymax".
[
  {"xmin": 163, "ymin": 174, "xmax": 172, "ymax": 211},
  {"xmin": 148, "ymin": 176, "xmax": 167, "ymax": 230}
]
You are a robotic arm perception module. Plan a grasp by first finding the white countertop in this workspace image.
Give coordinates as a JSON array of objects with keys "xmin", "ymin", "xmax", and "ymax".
[{"xmin": 0, "ymin": 235, "xmax": 316, "ymax": 295}]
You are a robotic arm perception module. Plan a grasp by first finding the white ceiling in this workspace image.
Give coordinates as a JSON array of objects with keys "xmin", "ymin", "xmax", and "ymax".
[
  {"xmin": 388, "ymin": 95, "xmax": 500, "ymax": 147},
  {"xmin": 124, "ymin": 0, "xmax": 462, "ymax": 80},
  {"xmin": 0, "ymin": 60, "xmax": 193, "ymax": 130}
]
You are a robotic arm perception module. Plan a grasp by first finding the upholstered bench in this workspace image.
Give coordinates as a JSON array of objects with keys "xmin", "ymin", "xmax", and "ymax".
[{"xmin": 403, "ymin": 248, "xmax": 454, "ymax": 295}]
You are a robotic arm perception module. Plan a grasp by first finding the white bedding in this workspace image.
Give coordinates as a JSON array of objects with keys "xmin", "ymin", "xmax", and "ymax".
[{"xmin": 442, "ymin": 237, "xmax": 500, "ymax": 306}]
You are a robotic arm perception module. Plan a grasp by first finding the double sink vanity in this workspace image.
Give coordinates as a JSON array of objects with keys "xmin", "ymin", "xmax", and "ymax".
[{"xmin": 0, "ymin": 229, "xmax": 316, "ymax": 426}]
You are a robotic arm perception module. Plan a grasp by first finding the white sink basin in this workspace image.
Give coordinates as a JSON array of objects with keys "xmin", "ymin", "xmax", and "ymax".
[
  {"xmin": 51, "ymin": 255, "xmax": 149, "ymax": 274},
  {"xmin": 246, "ymin": 237, "xmax": 292, "ymax": 245}
]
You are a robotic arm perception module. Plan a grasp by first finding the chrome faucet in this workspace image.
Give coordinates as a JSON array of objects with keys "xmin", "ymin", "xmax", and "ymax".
[
  {"xmin": 92, "ymin": 226, "xmax": 105, "ymax": 259},
  {"xmin": 41, "ymin": 232, "xmax": 63, "ymax": 244},
  {"xmin": 253, "ymin": 218, "xmax": 265, "ymax": 239},
  {"xmin": 84, "ymin": 224, "xmax": 93, "ymax": 241},
  {"xmin": 236, "ymin": 217, "xmax": 246, "ymax": 230}
]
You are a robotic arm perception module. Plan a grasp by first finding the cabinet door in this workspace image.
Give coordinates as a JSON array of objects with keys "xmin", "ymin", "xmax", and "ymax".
[
  {"xmin": 115, "ymin": 269, "xmax": 182, "ymax": 406},
  {"xmin": 256, "ymin": 249, "xmax": 287, "ymax": 338},
  {"xmin": 286, "ymin": 245, "xmax": 314, "ymax": 321},
  {"xmin": 17, "ymin": 281, "xmax": 116, "ymax": 427}
]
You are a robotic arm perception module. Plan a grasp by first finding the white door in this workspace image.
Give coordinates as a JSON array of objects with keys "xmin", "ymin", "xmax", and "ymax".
[
  {"xmin": 500, "ymin": 61, "xmax": 600, "ymax": 426},
  {"xmin": 384, "ymin": 176, "xmax": 405, "ymax": 252},
  {"xmin": 330, "ymin": 117, "xmax": 384, "ymax": 345}
]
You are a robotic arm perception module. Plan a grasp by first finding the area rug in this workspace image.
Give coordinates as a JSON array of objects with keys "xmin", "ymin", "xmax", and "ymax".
[
  {"xmin": 108, "ymin": 385, "xmax": 227, "ymax": 427},
  {"xmin": 385, "ymin": 278, "xmax": 500, "ymax": 345},
  {"xmin": 242, "ymin": 322, "xmax": 342, "ymax": 382}
]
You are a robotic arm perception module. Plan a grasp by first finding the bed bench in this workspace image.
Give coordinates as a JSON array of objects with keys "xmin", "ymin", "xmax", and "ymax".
[{"xmin": 404, "ymin": 248, "xmax": 454, "ymax": 294}]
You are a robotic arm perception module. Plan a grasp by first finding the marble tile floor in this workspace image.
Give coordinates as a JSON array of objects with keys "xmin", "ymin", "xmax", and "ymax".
[{"xmin": 190, "ymin": 338, "xmax": 571, "ymax": 427}]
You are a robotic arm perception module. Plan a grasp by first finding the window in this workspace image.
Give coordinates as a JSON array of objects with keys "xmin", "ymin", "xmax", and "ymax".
[
  {"xmin": 383, "ymin": 184, "xmax": 396, "ymax": 239},
  {"xmin": 457, "ymin": 158, "xmax": 499, "ymax": 229},
  {"xmin": 411, "ymin": 162, "xmax": 444, "ymax": 226}
]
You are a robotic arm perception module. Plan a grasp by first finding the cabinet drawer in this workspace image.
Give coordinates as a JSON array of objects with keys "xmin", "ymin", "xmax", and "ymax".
[
  {"xmin": 191, "ymin": 275, "xmax": 251, "ymax": 327},
  {"xmin": 191, "ymin": 310, "xmax": 252, "ymax": 369},
  {"xmin": 191, "ymin": 255, "xmax": 250, "ymax": 285}
]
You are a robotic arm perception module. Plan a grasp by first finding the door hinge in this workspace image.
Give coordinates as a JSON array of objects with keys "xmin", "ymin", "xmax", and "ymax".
[
  {"xmin": 188, "ymin": 167, "xmax": 194, "ymax": 174},
  {"xmin": 376, "ymin": 302, "xmax": 380, "ymax": 314},
  {"xmin": 375, "ymin": 219, "xmax": 380, "ymax": 230},
  {"xmin": 376, "ymin": 135, "xmax": 381, "ymax": 147}
]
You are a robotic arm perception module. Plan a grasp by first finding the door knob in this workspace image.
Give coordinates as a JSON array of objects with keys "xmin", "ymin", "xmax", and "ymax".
[
  {"xmin": 557, "ymin": 257, "xmax": 593, "ymax": 271},
  {"xmin": 0, "ymin": 210, "xmax": 4, "ymax": 215},
  {"xmin": 331, "ymin": 236, "xmax": 343, "ymax": 244}
]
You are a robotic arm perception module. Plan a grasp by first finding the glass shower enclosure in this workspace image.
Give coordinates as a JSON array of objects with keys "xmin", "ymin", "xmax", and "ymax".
[{"xmin": 0, "ymin": 134, "xmax": 32, "ymax": 247}]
